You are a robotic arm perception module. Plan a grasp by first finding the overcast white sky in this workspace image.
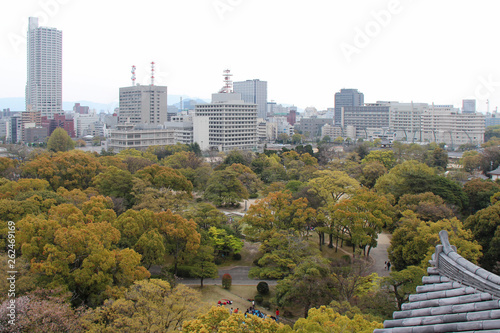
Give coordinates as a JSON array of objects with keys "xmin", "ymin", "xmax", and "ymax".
[{"xmin": 1, "ymin": 0, "xmax": 499, "ymax": 111}]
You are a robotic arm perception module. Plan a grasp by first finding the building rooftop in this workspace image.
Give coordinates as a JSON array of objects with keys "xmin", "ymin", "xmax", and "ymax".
[
  {"xmin": 487, "ymin": 165, "xmax": 500, "ymax": 176},
  {"xmin": 374, "ymin": 230, "xmax": 500, "ymax": 333}
]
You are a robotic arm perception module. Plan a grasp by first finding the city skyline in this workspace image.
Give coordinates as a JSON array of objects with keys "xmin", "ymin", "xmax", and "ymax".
[{"xmin": 1, "ymin": 0, "xmax": 500, "ymax": 112}]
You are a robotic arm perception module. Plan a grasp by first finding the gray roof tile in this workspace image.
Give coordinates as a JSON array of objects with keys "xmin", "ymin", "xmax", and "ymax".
[{"xmin": 374, "ymin": 231, "xmax": 500, "ymax": 333}]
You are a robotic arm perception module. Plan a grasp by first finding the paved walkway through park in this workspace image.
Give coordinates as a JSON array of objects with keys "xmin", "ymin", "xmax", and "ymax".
[
  {"xmin": 174, "ymin": 198, "xmax": 392, "ymax": 286},
  {"xmin": 180, "ymin": 231, "xmax": 392, "ymax": 286},
  {"xmin": 370, "ymin": 231, "xmax": 392, "ymax": 277}
]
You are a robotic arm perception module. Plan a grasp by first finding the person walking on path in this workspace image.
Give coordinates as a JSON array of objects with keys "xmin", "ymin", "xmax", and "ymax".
[
  {"xmin": 387, "ymin": 261, "xmax": 391, "ymax": 271},
  {"xmin": 275, "ymin": 308, "xmax": 280, "ymax": 322}
]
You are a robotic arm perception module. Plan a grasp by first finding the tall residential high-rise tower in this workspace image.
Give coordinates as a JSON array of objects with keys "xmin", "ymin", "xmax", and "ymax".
[
  {"xmin": 26, "ymin": 17, "xmax": 63, "ymax": 119},
  {"xmin": 233, "ymin": 79, "xmax": 267, "ymax": 119}
]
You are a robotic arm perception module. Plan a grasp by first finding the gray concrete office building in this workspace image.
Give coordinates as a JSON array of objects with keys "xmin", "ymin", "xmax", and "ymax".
[
  {"xmin": 26, "ymin": 17, "xmax": 63, "ymax": 118},
  {"xmin": 233, "ymin": 79, "xmax": 267, "ymax": 119},
  {"xmin": 334, "ymin": 88, "xmax": 364, "ymax": 125},
  {"xmin": 118, "ymin": 85, "xmax": 168, "ymax": 124}
]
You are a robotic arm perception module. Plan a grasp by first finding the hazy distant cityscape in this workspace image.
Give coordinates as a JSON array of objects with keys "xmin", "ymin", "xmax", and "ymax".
[{"xmin": 0, "ymin": 17, "xmax": 498, "ymax": 152}]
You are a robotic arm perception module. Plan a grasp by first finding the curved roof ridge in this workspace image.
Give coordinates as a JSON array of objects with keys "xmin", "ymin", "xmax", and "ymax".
[{"xmin": 434, "ymin": 230, "xmax": 500, "ymax": 298}]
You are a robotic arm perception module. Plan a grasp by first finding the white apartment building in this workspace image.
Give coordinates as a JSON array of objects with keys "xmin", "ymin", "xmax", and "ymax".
[
  {"xmin": 267, "ymin": 116, "xmax": 294, "ymax": 141},
  {"xmin": 257, "ymin": 119, "xmax": 267, "ymax": 142},
  {"xmin": 26, "ymin": 17, "xmax": 62, "ymax": 118},
  {"xmin": 321, "ymin": 124, "xmax": 343, "ymax": 140},
  {"xmin": 383, "ymin": 101, "xmax": 428, "ymax": 142},
  {"xmin": 118, "ymin": 85, "xmax": 168, "ymax": 124},
  {"xmin": 108, "ymin": 123, "xmax": 175, "ymax": 152},
  {"xmin": 73, "ymin": 111, "xmax": 100, "ymax": 137},
  {"xmin": 194, "ymin": 92, "xmax": 257, "ymax": 152},
  {"xmin": 421, "ymin": 105, "xmax": 485, "ymax": 147}
]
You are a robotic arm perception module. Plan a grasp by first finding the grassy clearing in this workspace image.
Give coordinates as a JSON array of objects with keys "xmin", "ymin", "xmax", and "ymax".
[{"xmin": 190, "ymin": 285, "xmax": 277, "ymax": 317}]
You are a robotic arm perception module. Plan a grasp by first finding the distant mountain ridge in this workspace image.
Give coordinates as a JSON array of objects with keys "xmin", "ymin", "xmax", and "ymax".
[{"xmin": 0, "ymin": 95, "xmax": 210, "ymax": 113}]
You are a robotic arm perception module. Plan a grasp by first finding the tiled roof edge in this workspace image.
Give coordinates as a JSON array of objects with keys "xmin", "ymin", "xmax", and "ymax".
[{"xmin": 433, "ymin": 231, "xmax": 500, "ymax": 298}]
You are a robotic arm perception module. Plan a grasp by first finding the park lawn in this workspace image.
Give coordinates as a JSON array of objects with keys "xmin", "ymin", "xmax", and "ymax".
[{"xmin": 190, "ymin": 285, "xmax": 277, "ymax": 318}]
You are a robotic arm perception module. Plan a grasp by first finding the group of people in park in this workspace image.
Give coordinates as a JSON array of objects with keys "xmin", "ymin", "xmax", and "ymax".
[{"xmin": 216, "ymin": 299, "xmax": 280, "ymax": 322}]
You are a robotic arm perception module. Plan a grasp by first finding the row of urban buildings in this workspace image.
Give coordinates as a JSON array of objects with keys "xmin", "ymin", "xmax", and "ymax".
[{"xmin": 2, "ymin": 17, "xmax": 495, "ymax": 152}]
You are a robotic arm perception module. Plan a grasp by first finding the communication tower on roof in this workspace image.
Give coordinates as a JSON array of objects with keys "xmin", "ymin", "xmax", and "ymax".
[
  {"xmin": 131, "ymin": 65, "xmax": 136, "ymax": 86},
  {"xmin": 219, "ymin": 69, "xmax": 233, "ymax": 93},
  {"xmin": 151, "ymin": 62, "xmax": 155, "ymax": 86}
]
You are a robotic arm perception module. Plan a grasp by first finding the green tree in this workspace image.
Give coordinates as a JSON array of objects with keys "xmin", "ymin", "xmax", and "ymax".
[
  {"xmin": 375, "ymin": 160, "xmax": 467, "ymax": 209},
  {"xmin": 275, "ymin": 256, "xmax": 335, "ymax": 318},
  {"xmin": 293, "ymin": 305, "xmax": 383, "ymax": 332},
  {"xmin": 92, "ymin": 166, "xmax": 134, "ymax": 204},
  {"xmin": 460, "ymin": 150, "xmax": 482, "ymax": 172},
  {"xmin": 154, "ymin": 210, "xmax": 201, "ymax": 276},
  {"xmin": 18, "ymin": 209, "xmax": 150, "ymax": 306},
  {"xmin": 330, "ymin": 190, "xmax": 393, "ymax": 256},
  {"xmin": 465, "ymin": 202, "xmax": 500, "ymax": 270},
  {"xmin": 47, "ymin": 127, "xmax": 75, "ymax": 152},
  {"xmin": 292, "ymin": 133, "xmax": 304, "ymax": 144},
  {"xmin": 358, "ymin": 161, "xmax": 387, "ymax": 188},
  {"xmin": 134, "ymin": 228, "xmax": 166, "ymax": 268},
  {"xmin": 382, "ymin": 266, "xmax": 426, "ymax": 310},
  {"xmin": 330, "ymin": 258, "xmax": 378, "ymax": 304},
  {"xmin": 0, "ymin": 157, "xmax": 19, "ymax": 179},
  {"xmin": 362, "ymin": 150, "xmax": 396, "ymax": 169},
  {"xmin": 22, "ymin": 150, "xmax": 103, "ymax": 190},
  {"xmin": 463, "ymin": 178, "xmax": 500, "ymax": 215},
  {"xmin": 81, "ymin": 279, "xmax": 207, "ymax": 331},
  {"xmin": 485, "ymin": 125, "xmax": 500, "ymax": 142},
  {"xmin": 118, "ymin": 148, "xmax": 158, "ymax": 162},
  {"xmin": 185, "ymin": 202, "xmax": 227, "ymax": 230},
  {"xmin": 183, "ymin": 306, "xmax": 291, "ymax": 332},
  {"xmin": 395, "ymin": 192, "xmax": 454, "ymax": 222},
  {"xmin": 226, "ymin": 163, "xmax": 263, "ymax": 197},
  {"xmin": 208, "ymin": 226, "xmax": 243, "ymax": 259},
  {"xmin": 241, "ymin": 191, "xmax": 315, "ymax": 242},
  {"xmin": 204, "ymin": 170, "xmax": 248, "ymax": 207},
  {"xmin": 249, "ymin": 231, "xmax": 320, "ymax": 279},
  {"xmin": 426, "ymin": 147, "xmax": 448, "ymax": 169},
  {"xmin": 190, "ymin": 245, "xmax": 218, "ymax": 288},
  {"xmin": 388, "ymin": 211, "xmax": 482, "ymax": 271},
  {"xmin": 135, "ymin": 164, "xmax": 193, "ymax": 193},
  {"xmin": 223, "ymin": 150, "xmax": 253, "ymax": 166},
  {"xmin": 307, "ymin": 170, "xmax": 360, "ymax": 205}
]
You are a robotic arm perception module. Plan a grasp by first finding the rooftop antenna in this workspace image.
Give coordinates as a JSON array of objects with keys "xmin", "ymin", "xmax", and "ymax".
[
  {"xmin": 219, "ymin": 69, "xmax": 233, "ymax": 93},
  {"xmin": 131, "ymin": 65, "xmax": 136, "ymax": 86},
  {"xmin": 150, "ymin": 61, "xmax": 155, "ymax": 86}
]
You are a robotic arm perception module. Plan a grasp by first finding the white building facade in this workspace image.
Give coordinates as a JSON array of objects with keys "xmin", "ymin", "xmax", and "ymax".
[
  {"xmin": 421, "ymin": 105, "xmax": 485, "ymax": 147},
  {"xmin": 108, "ymin": 124, "xmax": 176, "ymax": 152},
  {"xmin": 194, "ymin": 92, "xmax": 257, "ymax": 152}
]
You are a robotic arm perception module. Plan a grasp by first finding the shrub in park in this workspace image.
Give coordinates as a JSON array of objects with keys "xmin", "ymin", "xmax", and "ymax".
[
  {"xmin": 254, "ymin": 294, "xmax": 263, "ymax": 304},
  {"xmin": 222, "ymin": 273, "xmax": 232, "ymax": 289},
  {"xmin": 257, "ymin": 281, "xmax": 269, "ymax": 295}
]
